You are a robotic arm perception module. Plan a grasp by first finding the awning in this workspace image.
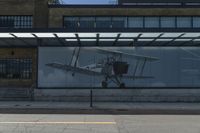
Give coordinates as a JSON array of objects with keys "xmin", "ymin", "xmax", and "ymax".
[{"xmin": 0, "ymin": 29, "xmax": 200, "ymax": 47}]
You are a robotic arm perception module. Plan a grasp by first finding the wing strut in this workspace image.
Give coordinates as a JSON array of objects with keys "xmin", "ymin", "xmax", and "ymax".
[
  {"xmin": 140, "ymin": 59, "xmax": 147, "ymax": 76},
  {"xmin": 133, "ymin": 58, "xmax": 147, "ymax": 78},
  {"xmin": 133, "ymin": 59, "xmax": 140, "ymax": 78},
  {"xmin": 69, "ymin": 47, "xmax": 81, "ymax": 67}
]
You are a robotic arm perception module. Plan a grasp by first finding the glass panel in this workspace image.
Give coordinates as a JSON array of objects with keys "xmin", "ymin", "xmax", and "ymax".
[
  {"xmin": 161, "ymin": 33, "xmax": 183, "ymax": 38},
  {"xmin": 78, "ymin": 33, "xmax": 96, "ymax": 38},
  {"xmin": 128, "ymin": 17, "xmax": 143, "ymax": 28},
  {"xmin": 34, "ymin": 33, "xmax": 55, "ymax": 38},
  {"xmin": 177, "ymin": 17, "xmax": 192, "ymax": 28},
  {"xmin": 144, "ymin": 17, "xmax": 159, "ymax": 28},
  {"xmin": 112, "ymin": 17, "xmax": 127, "ymax": 28},
  {"xmin": 160, "ymin": 17, "xmax": 176, "ymax": 28},
  {"xmin": 56, "ymin": 33, "xmax": 76, "ymax": 38},
  {"xmin": 193, "ymin": 17, "xmax": 200, "ymax": 28},
  {"xmin": 96, "ymin": 17, "xmax": 112, "ymax": 28},
  {"xmin": 100, "ymin": 33, "xmax": 119, "ymax": 37},
  {"xmin": 79, "ymin": 17, "xmax": 95, "ymax": 29},
  {"xmin": 64, "ymin": 17, "xmax": 79, "ymax": 29},
  {"xmin": 141, "ymin": 33, "xmax": 161, "ymax": 37},
  {"xmin": 13, "ymin": 33, "xmax": 35, "ymax": 38},
  {"xmin": 182, "ymin": 33, "xmax": 200, "ymax": 37},
  {"xmin": 120, "ymin": 33, "xmax": 140, "ymax": 37},
  {"xmin": 0, "ymin": 33, "xmax": 14, "ymax": 38}
]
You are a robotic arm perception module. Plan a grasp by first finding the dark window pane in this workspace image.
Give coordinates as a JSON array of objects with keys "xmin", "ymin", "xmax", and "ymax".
[
  {"xmin": 144, "ymin": 17, "xmax": 159, "ymax": 28},
  {"xmin": 96, "ymin": 17, "xmax": 112, "ymax": 28},
  {"xmin": 177, "ymin": 17, "xmax": 192, "ymax": 28},
  {"xmin": 112, "ymin": 17, "xmax": 127, "ymax": 28},
  {"xmin": 193, "ymin": 17, "xmax": 200, "ymax": 28},
  {"xmin": 79, "ymin": 17, "xmax": 95, "ymax": 29},
  {"xmin": 0, "ymin": 18, "xmax": 14, "ymax": 28},
  {"xmin": 128, "ymin": 17, "xmax": 143, "ymax": 28},
  {"xmin": 64, "ymin": 17, "xmax": 79, "ymax": 29},
  {"xmin": 161, "ymin": 17, "xmax": 176, "ymax": 28}
]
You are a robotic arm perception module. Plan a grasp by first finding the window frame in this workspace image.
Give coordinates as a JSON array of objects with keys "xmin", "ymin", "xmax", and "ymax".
[{"xmin": 0, "ymin": 58, "xmax": 33, "ymax": 80}]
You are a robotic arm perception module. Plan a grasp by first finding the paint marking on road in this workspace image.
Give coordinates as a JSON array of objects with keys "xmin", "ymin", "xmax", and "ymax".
[{"xmin": 0, "ymin": 122, "xmax": 116, "ymax": 125}]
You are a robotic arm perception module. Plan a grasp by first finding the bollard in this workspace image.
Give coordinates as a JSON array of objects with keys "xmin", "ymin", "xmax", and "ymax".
[{"xmin": 90, "ymin": 89, "xmax": 93, "ymax": 108}]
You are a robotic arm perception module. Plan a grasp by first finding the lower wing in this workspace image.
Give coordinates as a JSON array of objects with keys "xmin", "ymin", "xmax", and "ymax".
[{"xmin": 46, "ymin": 63, "xmax": 103, "ymax": 76}]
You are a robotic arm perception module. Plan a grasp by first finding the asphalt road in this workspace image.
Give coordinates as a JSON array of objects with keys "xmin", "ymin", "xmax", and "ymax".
[{"xmin": 0, "ymin": 114, "xmax": 199, "ymax": 133}]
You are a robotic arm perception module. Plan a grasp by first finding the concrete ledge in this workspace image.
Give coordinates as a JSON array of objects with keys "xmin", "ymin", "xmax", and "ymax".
[
  {"xmin": 34, "ymin": 89, "xmax": 200, "ymax": 102},
  {"xmin": 0, "ymin": 88, "xmax": 31, "ymax": 101},
  {"xmin": 0, "ymin": 102, "xmax": 200, "ymax": 114}
]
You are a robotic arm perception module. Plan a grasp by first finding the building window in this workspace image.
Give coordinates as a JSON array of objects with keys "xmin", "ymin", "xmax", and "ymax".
[
  {"xmin": 112, "ymin": 17, "xmax": 127, "ymax": 28},
  {"xmin": 96, "ymin": 17, "xmax": 112, "ymax": 28},
  {"xmin": 177, "ymin": 17, "xmax": 192, "ymax": 28},
  {"xmin": 160, "ymin": 17, "xmax": 176, "ymax": 28},
  {"xmin": 0, "ymin": 16, "xmax": 32, "ymax": 28},
  {"xmin": 144, "ymin": 17, "xmax": 159, "ymax": 28},
  {"xmin": 79, "ymin": 17, "xmax": 95, "ymax": 29},
  {"xmin": 63, "ymin": 16, "xmax": 200, "ymax": 29},
  {"xmin": 193, "ymin": 17, "xmax": 200, "ymax": 28},
  {"xmin": 128, "ymin": 17, "xmax": 143, "ymax": 28},
  {"xmin": 63, "ymin": 17, "xmax": 79, "ymax": 29},
  {"xmin": 0, "ymin": 58, "xmax": 32, "ymax": 80}
]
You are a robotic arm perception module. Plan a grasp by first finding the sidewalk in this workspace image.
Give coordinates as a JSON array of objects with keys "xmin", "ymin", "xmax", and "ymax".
[{"xmin": 0, "ymin": 101, "xmax": 200, "ymax": 114}]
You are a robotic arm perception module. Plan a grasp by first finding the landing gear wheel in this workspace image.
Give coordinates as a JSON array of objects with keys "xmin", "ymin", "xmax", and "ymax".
[
  {"xmin": 102, "ymin": 81, "xmax": 108, "ymax": 88},
  {"xmin": 119, "ymin": 83, "xmax": 125, "ymax": 88}
]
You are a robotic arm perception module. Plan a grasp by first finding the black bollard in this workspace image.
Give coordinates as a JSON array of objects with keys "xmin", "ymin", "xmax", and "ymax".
[{"xmin": 90, "ymin": 90, "xmax": 93, "ymax": 108}]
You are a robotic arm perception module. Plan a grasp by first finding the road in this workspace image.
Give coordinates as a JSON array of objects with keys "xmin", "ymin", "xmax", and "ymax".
[{"xmin": 0, "ymin": 114, "xmax": 199, "ymax": 133}]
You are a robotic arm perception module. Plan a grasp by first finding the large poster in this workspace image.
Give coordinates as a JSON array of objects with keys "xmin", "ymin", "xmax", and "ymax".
[{"xmin": 38, "ymin": 47, "xmax": 200, "ymax": 88}]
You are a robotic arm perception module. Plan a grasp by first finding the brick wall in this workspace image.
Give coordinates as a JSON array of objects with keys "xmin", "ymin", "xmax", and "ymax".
[
  {"xmin": 0, "ymin": 0, "xmax": 35, "ymax": 15},
  {"xmin": 34, "ymin": 0, "xmax": 49, "ymax": 28}
]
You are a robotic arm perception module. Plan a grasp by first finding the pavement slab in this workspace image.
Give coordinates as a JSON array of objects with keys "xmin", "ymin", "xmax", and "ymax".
[{"xmin": 0, "ymin": 102, "xmax": 200, "ymax": 114}]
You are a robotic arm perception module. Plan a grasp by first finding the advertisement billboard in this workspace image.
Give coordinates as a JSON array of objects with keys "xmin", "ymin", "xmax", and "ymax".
[{"xmin": 38, "ymin": 47, "xmax": 200, "ymax": 88}]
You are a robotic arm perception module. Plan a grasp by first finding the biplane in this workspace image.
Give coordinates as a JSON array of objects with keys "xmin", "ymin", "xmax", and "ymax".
[{"xmin": 46, "ymin": 47, "xmax": 159, "ymax": 88}]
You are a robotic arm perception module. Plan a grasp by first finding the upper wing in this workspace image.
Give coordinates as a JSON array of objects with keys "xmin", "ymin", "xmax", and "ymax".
[
  {"xmin": 93, "ymin": 48, "xmax": 159, "ymax": 62},
  {"xmin": 46, "ymin": 63, "xmax": 103, "ymax": 76}
]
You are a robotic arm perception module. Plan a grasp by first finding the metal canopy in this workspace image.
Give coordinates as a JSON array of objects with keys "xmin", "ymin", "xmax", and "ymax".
[{"xmin": 1, "ymin": 29, "xmax": 200, "ymax": 47}]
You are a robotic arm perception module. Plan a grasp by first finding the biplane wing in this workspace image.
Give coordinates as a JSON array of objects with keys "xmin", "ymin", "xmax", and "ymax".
[
  {"xmin": 46, "ymin": 63, "xmax": 103, "ymax": 76},
  {"xmin": 92, "ymin": 48, "xmax": 159, "ymax": 61}
]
